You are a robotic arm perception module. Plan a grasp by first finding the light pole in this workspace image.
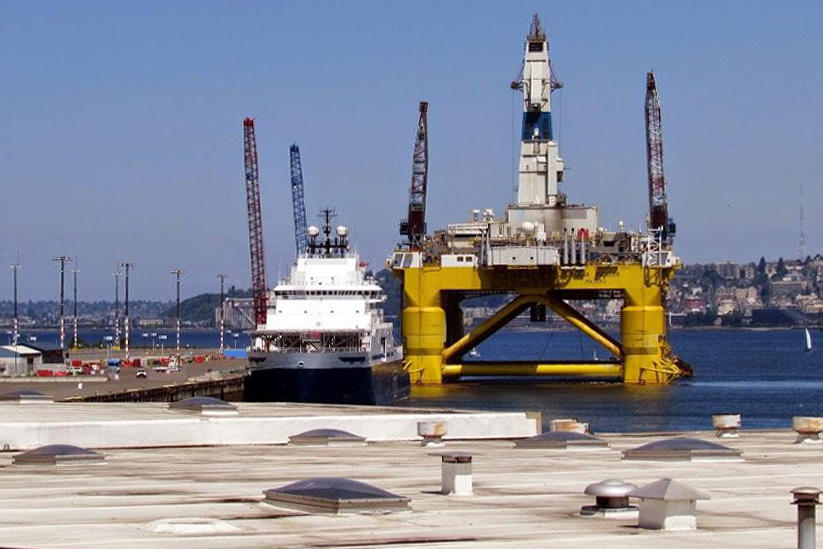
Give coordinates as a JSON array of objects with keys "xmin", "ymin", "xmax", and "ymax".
[
  {"xmin": 159, "ymin": 334, "xmax": 167, "ymax": 352},
  {"xmin": 72, "ymin": 264, "xmax": 80, "ymax": 349},
  {"xmin": 10, "ymin": 258, "xmax": 20, "ymax": 375},
  {"xmin": 216, "ymin": 274, "xmax": 228, "ymax": 354},
  {"xmin": 10, "ymin": 259, "xmax": 20, "ymax": 348},
  {"xmin": 119, "ymin": 261, "xmax": 134, "ymax": 357},
  {"xmin": 112, "ymin": 268, "xmax": 121, "ymax": 347},
  {"xmin": 170, "ymin": 269, "xmax": 184, "ymax": 352},
  {"xmin": 53, "ymin": 256, "xmax": 72, "ymax": 349}
]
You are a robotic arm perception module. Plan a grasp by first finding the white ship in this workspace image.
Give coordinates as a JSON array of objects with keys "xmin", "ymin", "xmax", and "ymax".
[{"xmin": 244, "ymin": 212, "xmax": 407, "ymax": 404}]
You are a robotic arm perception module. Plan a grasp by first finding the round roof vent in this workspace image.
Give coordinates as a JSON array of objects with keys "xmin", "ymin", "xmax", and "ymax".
[
  {"xmin": 13, "ymin": 444, "xmax": 105, "ymax": 466},
  {"xmin": 263, "ymin": 477, "xmax": 410, "ymax": 514},
  {"xmin": 288, "ymin": 429, "xmax": 366, "ymax": 446},
  {"xmin": 622, "ymin": 437, "xmax": 742, "ymax": 462},
  {"xmin": 168, "ymin": 396, "xmax": 238, "ymax": 415},
  {"xmin": 515, "ymin": 431, "xmax": 609, "ymax": 449},
  {"xmin": 0, "ymin": 389, "xmax": 53, "ymax": 403},
  {"xmin": 581, "ymin": 479, "xmax": 638, "ymax": 516}
]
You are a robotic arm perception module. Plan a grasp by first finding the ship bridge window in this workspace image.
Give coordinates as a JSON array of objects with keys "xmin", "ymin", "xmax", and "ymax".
[{"xmin": 528, "ymin": 42, "xmax": 543, "ymax": 52}]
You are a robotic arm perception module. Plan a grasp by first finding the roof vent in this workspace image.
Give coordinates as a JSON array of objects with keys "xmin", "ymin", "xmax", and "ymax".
[
  {"xmin": 13, "ymin": 444, "xmax": 105, "ymax": 466},
  {"xmin": 418, "ymin": 420, "xmax": 447, "ymax": 447},
  {"xmin": 628, "ymin": 478, "xmax": 709, "ymax": 530},
  {"xmin": 288, "ymin": 429, "xmax": 366, "ymax": 446},
  {"xmin": 145, "ymin": 518, "xmax": 240, "ymax": 534},
  {"xmin": 263, "ymin": 477, "xmax": 410, "ymax": 514},
  {"xmin": 515, "ymin": 431, "xmax": 609, "ymax": 449},
  {"xmin": 581, "ymin": 479, "xmax": 638, "ymax": 517},
  {"xmin": 0, "ymin": 389, "xmax": 53, "ymax": 403},
  {"xmin": 712, "ymin": 413, "xmax": 741, "ymax": 437},
  {"xmin": 622, "ymin": 437, "xmax": 742, "ymax": 462},
  {"xmin": 793, "ymin": 417, "xmax": 823, "ymax": 444},
  {"xmin": 168, "ymin": 396, "xmax": 238, "ymax": 416}
]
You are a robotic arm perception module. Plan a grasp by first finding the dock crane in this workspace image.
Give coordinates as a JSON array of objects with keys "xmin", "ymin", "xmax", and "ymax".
[
  {"xmin": 645, "ymin": 72, "xmax": 675, "ymax": 243},
  {"xmin": 399, "ymin": 101, "xmax": 429, "ymax": 250},
  {"xmin": 243, "ymin": 118, "xmax": 268, "ymax": 326},
  {"xmin": 290, "ymin": 144, "xmax": 309, "ymax": 257}
]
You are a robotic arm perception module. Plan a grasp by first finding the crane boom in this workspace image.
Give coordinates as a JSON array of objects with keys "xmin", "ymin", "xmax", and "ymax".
[
  {"xmin": 399, "ymin": 101, "xmax": 429, "ymax": 249},
  {"xmin": 243, "ymin": 118, "xmax": 268, "ymax": 326},
  {"xmin": 644, "ymin": 71, "xmax": 672, "ymax": 241},
  {"xmin": 289, "ymin": 144, "xmax": 309, "ymax": 257}
]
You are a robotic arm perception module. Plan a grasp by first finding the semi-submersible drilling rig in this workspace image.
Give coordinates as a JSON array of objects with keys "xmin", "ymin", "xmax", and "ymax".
[{"xmin": 390, "ymin": 15, "xmax": 691, "ymax": 385}]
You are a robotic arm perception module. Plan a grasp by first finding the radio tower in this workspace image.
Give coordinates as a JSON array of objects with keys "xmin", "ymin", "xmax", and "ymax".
[
  {"xmin": 290, "ymin": 144, "xmax": 309, "ymax": 257},
  {"xmin": 243, "ymin": 118, "xmax": 268, "ymax": 326},
  {"xmin": 399, "ymin": 101, "xmax": 429, "ymax": 250}
]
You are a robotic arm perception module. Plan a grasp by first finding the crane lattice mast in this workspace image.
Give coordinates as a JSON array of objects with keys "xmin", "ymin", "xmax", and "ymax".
[
  {"xmin": 243, "ymin": 118, "xmax": 268, "ymax": 326},
  {"xmin": 645, "ymin": 72, "xmax": 671, "ymax": 241},
  {"xmin": 289, "ymin": 144, "xmax": 309, "ymax": 257},
  {"xmin": 399, "ymin": 101, "xmax": 429, "ymax": 249}
]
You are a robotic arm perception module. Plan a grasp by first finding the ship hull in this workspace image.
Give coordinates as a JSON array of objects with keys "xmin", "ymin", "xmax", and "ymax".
[{"xmin": 243, "ymin": 351, "xmax": 409, "ymax": 405}]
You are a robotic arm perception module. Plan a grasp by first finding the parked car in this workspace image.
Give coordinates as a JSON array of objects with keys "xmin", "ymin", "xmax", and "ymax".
[{"xmin": 136, "ymin": 368, "xmax": 148, "ymax": 378}]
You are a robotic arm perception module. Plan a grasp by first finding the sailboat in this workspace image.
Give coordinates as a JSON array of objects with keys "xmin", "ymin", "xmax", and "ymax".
[{"xmin": 805, "ymin": 328, "xmax": 813, "ymax": 353}]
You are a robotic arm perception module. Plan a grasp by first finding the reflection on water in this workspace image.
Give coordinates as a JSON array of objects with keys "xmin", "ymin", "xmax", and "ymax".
[{"xmin": 395, "ymin": 328, "xmax": 823, "ymax": 432}]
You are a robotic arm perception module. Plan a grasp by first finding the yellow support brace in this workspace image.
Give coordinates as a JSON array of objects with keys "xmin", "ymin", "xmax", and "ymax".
[
  {"xmin": 535, "ymin": 294, "xmax": 622, "ymax": 359},
  {"xmin": 442, "ymin": 362, "xmax": 622, "ymax": 378},
  {"xmin": 441, "ymin": 294, "xmax": 534, "ymax": 363}
]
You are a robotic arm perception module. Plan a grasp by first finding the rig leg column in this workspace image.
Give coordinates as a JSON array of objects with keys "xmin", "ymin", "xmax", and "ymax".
[
  {"xmin": 621, "ymin": 285, "xmax": 669, "ymax": 384},
  {"xmin": 402, "ymin": 271, "xmax": 446, "ymax": 384}
]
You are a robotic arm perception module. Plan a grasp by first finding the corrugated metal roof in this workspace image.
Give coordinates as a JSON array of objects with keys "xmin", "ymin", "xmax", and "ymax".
[{"xmin": 0, "ymin": 345, "xmax": 41, "ymax": 356}]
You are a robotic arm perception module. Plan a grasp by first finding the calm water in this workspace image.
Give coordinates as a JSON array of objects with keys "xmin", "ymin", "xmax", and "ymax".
[{"xmin": 398, "ymin": 328, "xmax": 823, "ymax": 433}]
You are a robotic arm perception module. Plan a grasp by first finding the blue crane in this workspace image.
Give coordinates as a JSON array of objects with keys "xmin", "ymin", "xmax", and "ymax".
[{"xmin": 289, "ymin": 144, "xmax": 309, "ymax": 256}]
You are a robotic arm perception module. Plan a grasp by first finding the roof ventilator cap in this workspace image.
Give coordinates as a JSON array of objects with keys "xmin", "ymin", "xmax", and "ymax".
[
  {"xmin": 515, "ymin": 431, "xmax": 609, "ymax": 450},
  {"xmin": 0, "ymin": 389, "xmax": 53, "ymax": 403},
  {"xmin": 622, "ymin": 437, "xmax": 742, "ymax": 462},
  {"xmin": 433, "ymin": 452, "xmax": 473, "ymax": 496},
  {"xmin": 580, "ymin": 479, "xmax": 638, "ymax": 517},
  {"xmin": 263, "ymin": 477, "xmax": 410, "ymax": 514},
  {"xmin": 418, "ymin": 420, "xmax": 447, "ymax": 447},
  {"xmin": 793, "ymin": 417, "xmax": 823, "ymax": 444},
  {"xmin": 168, "ymin": 396, "xmax": 238, "ymax": 416},
  {"xmin": 628, "ymin": 478, "xmax": 709, "ymax": 531},
  {"xmin": 712, "ymin": 413, "xmax": 741, "ymax": 438},
  {"xmin": 288, "ymin": 429, "xmax": 366, "ymax": 447},
  {"xmin": 13, "ymin": 444, "xmax": 105, "ymax": 466}
]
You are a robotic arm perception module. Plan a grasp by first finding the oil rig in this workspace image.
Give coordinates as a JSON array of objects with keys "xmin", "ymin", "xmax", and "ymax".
[{"xmin": 390, "ymin": 15, "xmax": 691, "ymax": 385}]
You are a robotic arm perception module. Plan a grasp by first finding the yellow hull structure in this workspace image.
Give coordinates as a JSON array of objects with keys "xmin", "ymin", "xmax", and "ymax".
[{"xmin": 395, "ymin": 261, "xmax": 690, "ymax": 386}]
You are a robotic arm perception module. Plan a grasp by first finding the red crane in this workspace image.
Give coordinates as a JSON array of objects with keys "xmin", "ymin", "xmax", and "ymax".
[
  {"xmin": 243, "ymin": 118, "xmax": 268, "ymax": 326},
  {"xmin": 645, "ymin": 72, "xmax": 673, "ymax": 241},
  {"xmin": 399, "ymin": 101, "xmax": 429, "ymax": 249}
]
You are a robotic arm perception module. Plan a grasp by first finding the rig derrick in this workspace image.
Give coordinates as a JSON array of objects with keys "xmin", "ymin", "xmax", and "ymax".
[{"xmin": 390, "ymin": 14, "xmax": 690, "ymax": 386}]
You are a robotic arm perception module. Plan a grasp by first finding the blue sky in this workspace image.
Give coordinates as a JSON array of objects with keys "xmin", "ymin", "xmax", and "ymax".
[{"xmin": 1, "ymin": 1, "xmax": 821, "ymax": 300}]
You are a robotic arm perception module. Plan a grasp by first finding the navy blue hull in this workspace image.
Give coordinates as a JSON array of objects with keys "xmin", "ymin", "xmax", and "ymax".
[{"xmin": 243, "ymin": 361, "xmax": 409, "ymax": 405}]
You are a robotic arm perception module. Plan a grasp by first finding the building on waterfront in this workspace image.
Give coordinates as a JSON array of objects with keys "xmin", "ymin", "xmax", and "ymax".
[{"xmin": 0, "ymin": 345, "xmax": 42, "ymax": 376}]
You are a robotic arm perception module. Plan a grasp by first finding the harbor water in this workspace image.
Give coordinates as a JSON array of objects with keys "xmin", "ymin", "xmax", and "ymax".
[
  {"xmin": 398, "ymin": 328, "xmax": 823, "ymax": 433},
  {"xmin": 9, "ymin": 327, "xmax": 823, "ymax": 433}
]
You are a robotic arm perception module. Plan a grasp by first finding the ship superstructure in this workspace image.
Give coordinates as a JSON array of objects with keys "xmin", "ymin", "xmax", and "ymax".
[{"xmin": 245, "ymin": 211, "xmax": 406, "ymax": 404}]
